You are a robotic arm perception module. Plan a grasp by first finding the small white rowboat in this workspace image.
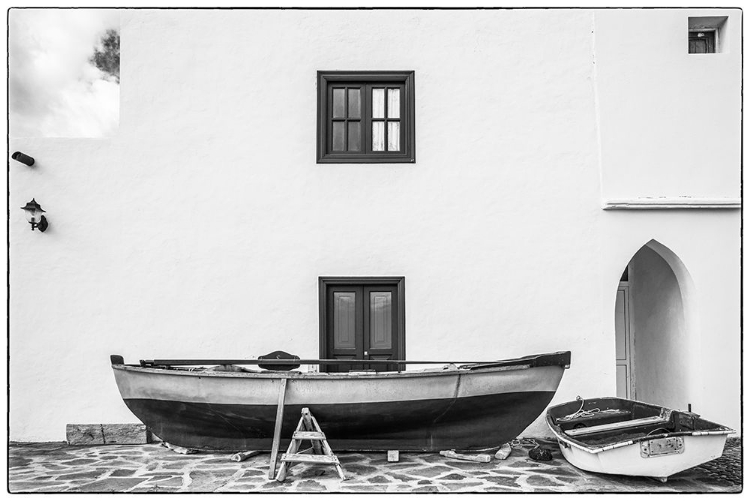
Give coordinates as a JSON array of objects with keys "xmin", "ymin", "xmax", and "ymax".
[{"xmin": 546, "ymin": 397, "xmax": 734, "ymax": 482}]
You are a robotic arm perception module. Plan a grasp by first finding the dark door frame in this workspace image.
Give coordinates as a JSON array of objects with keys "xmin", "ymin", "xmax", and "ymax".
[{"xmin": 318, "ymin": 276, "xmax": 406, "ymax": 371}]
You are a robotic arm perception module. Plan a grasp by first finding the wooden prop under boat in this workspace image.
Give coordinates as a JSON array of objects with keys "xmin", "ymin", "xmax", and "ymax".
[
  {"xmin": 546, "ymin": 397, "xmax": 733, "ymax": 482},
  {"xmin": 110, "ymin": 351, "xmax": 571, "ymax": 452}
]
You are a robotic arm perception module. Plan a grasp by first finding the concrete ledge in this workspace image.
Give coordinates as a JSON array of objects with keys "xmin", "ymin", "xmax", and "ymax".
[
  {"xmin": 66, "ymin": 424, "xmax": 153, "ymax": 445},
  {"xmin": 602, "ymin": 197, "xmax": 741, "ymax": 210}
]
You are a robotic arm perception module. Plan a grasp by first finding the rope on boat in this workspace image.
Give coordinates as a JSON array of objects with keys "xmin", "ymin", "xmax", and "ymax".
[
  {"xmin": 510, "ymin": 438, "xmax": 540, "ymax": 449},
  {"xmin": 555, "ymin": 395, "xmax": 622, "ymax": 422},
  {"xmin": 646, "ymin": 427, "xmax": 671, "ymax": 436}
]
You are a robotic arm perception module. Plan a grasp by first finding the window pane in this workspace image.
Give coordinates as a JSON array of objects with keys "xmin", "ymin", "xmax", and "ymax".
[
  {"xmin": 372, "ymin": 121, "xmax": 384, "ymax": 151},
  {"xmin": 333, "ymin": 292, "xmax": 356, "ymax": 349},
  {"xmin": 332, "ymin": 122, "xmax": 345, "ymax": 151},
  {"xmin": 348, "ymin": 88, "xmax": 361, "ymax": 118},
  {"xmin": 387, "ymin": 122, "xmax": 400, "ymax": 151},
  {"xmin": 372, "ymin": 88, "xmax": 385, "ymax": 119},
  {"xmin": 348, "ymin": 121, "xmax": 361, "ymax": 151},
  {"xmin": 332, "ymin": 88, "xmax": 345, "ymax": 118},
  {"xmin": 369, "ymin": 292, "xmax": 392, "ymax": 349},
  {"xmin": 387, "ymin": 89, "xmax": 400, "ymax": 119}
]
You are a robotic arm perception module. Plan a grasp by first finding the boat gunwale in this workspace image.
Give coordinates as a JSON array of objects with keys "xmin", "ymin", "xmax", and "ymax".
[
  {"xmin": 112, "ymin": 362, "xmax": 541, "ymax": 379},
  {"xmin": 546, "ymin": 397, "xmax": 734, "ymax": 455}
]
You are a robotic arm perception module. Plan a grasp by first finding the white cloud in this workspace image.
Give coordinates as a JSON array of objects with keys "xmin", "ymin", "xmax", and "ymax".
[{"xmin": 9, "ymin": 9, "xmax": 120, "ymax": 137}]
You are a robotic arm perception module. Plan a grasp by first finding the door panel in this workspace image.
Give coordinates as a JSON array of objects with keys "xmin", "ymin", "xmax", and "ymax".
[
  {"xmin": 615, "ymin": 285, "xmax": 634, "ymax": 399},
  {"xmin": 327, "ymin": 286, "xmax": 364, "ymax": 371},
  {"xmin": 333, "ymin": 292, "xmax": 357, "ymax": 349},
  {"xmin": 368, "ymin": 292, "xmax": 392, "ymax": 349},
  {"xmin": 616, "ymin": 364, "xmax": 628, "ymax": 399},
  {"xmin": 364, "ymin": 286, "xmax": 398, "ymax": 371}
]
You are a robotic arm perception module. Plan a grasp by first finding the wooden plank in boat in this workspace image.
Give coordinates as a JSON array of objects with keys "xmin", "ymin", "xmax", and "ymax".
[{"xmin": 565, "ymin": 415, "xmax": 669, "ymax": 437}]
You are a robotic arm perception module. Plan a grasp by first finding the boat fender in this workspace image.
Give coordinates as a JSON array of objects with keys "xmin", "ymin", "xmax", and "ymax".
[{"xmin": 528, "ymin": 446, "xmax": 553, "ymax": 461}]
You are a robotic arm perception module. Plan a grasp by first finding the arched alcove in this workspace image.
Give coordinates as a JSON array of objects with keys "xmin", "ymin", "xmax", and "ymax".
[{"xmin": 615, "ymin": 240, "xmax": 697, "ymax": 411}]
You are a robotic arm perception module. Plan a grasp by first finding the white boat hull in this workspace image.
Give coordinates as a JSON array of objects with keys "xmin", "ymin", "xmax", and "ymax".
[
  {"xmin": 556, "ymin": 432, "xmax": 728, "ymax": 480},
  {"xmin": 546, "ymin": 397, "xmax": 733, "ymax": 481}
]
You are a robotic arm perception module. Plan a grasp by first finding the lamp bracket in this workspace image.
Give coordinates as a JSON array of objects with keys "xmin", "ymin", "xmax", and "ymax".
[{"xmin": 34, "ymin": 215, "xmax": 48, "ymax": 232}]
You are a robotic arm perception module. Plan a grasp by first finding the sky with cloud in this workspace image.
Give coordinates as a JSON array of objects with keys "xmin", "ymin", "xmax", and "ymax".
[{"xmin": 9, "ymin": 9, "xmax": 120, "ymax": 137}]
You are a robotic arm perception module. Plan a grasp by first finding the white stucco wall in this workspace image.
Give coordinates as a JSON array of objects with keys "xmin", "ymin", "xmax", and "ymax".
[
  {"xmin": 9, "ymin": 8, "xmax": 741, "ymax": 442},
  {"xmin": 595, "ymin": 8, "xmax": 741, "ymax": 201}
]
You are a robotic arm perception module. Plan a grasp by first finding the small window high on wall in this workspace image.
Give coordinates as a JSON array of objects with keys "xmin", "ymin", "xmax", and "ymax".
[
  {"xmin": 317, "ymin": 71, "xmax": 415, "ymax": 163},
  {"xmin": 688, "ymin": 16, "xmax": 728, "ymax": 54}
]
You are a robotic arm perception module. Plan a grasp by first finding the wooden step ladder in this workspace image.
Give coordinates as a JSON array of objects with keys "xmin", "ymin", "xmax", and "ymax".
[{"xmin": 275, "ymin": 407, "xmax": 346, "ymax": 482}]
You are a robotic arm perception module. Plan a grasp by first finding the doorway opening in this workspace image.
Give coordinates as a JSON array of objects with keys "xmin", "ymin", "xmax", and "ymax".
[{"xmin": 614, "ymin": 240, "xmax": 697, "ymax": 410}]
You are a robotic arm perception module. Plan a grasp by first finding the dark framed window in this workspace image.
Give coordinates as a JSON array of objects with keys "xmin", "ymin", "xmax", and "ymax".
[
  {"xmin": 688, "ymin": 16, "xmax": 727, "ymax": 54},
  {"xmin": 317, "ymin": 71, "xmax": 415, "ymax": 163},
  {"xmin": 318, "ymin": 277, "xmax": 406, "ymax": 372}
]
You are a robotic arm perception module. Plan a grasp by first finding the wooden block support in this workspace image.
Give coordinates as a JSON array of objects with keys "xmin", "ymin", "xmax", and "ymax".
[
  {"xmin": 387, "ymin": 450, "xmax": 400, "ymax": 462},
  {"xmin": 230, "ymin": 450, "xmax": 262, "ymax": 462},
  {"xmin": 66, "ymin": 424, "xmax": 151, "ymax": 445},
  {"xmin": 439, "ymin": 450, "xmax": 492, "ymax": 463}
]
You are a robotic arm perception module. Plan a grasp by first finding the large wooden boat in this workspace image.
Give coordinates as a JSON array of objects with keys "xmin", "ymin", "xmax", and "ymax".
[
  {"xmin": 546, "ymin": 397, "xmax": 733, "ymax": 482},
  {"xmin": 110, "ymin": 351, "xmax": 571, "ymax": 452}
]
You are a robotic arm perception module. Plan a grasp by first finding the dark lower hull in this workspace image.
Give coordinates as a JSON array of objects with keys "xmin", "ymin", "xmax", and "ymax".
[{"xmin": 126, "ymin": 390, "xmax": 555, "ymax": 451}]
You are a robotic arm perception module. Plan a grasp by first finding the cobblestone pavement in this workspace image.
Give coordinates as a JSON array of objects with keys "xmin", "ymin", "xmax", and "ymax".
[{"xmin": 8, "ymin": 438, "xmax": 741, "ymax": 493}]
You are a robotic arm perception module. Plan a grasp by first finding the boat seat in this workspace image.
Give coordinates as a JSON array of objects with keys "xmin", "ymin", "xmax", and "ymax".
[{"xmin": 565, "ymin": 413, "xmax": 671, "ymax": 437}]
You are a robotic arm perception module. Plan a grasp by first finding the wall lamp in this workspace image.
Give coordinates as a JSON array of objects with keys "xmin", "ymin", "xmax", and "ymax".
[
  {"xmin": 21, "ymin": 199, "xmax": 48, "ymax": 232},
  {"xmin": 12, "ymin": 151, "xmax": 35, "ymax": 166}
]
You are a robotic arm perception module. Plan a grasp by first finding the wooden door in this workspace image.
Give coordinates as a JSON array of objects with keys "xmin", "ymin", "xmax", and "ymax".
[
  {"xmin": 615, "ymin": 284, "xmax": 635, "ymax": 399},
  {"xmin": 322, "ymin": 280, "xmax": 402, "ymax": 373},
  {"xmin": 689, "ymin": 31, "xmax": 715, "ymax": 53}
]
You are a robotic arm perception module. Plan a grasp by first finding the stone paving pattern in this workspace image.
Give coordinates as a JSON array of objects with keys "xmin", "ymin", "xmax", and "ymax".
[{"xmin": 8, "ymin": 438, "xmax": 741, "ymax": 493}]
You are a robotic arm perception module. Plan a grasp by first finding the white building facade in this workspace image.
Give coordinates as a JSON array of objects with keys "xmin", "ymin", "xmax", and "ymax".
[{"xmin": 9, "ymin": 8, "xmax": 741, "ymax": 442}]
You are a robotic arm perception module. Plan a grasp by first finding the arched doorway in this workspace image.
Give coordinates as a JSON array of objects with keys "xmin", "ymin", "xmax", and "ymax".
[{"xmin": 615, "ymin": 240, "xmax": 697, "ymax": 411}]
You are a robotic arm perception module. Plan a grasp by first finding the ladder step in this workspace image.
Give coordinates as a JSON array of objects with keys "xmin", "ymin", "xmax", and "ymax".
[
  {"xmin": 281, "ymin": 453, "xmax": 339, "ymax": 465},
  {"xmin": 292, "ymin": 431, "xmax": 325, "ymax": 440}
]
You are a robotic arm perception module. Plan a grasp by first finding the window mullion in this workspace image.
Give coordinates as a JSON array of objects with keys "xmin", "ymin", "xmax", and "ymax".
[
  {"xmin": 383, "ymin": 86, "xmax": 388, "ymax": 152},
  {"xmin": 344, "ymin": 87, "xmax": 349, "ymax": 152},
  {"xmin": 364, "ymin": 84, "xmax": 372, "ymax": 155}
]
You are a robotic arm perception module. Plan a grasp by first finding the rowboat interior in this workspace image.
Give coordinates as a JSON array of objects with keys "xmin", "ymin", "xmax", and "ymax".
[{"xmin": 549, "ymin": 398, "xmax": 731, "ymax": 447}]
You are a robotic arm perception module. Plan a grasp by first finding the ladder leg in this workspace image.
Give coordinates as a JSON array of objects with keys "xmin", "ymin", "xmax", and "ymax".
[
  {"xmin": 302, "ymin": 409, "xmax": 323, "ymax": 455},
  {"xmin": 267, "ymin": 378, "xmax": 288, "ymax": 480},
  {"xmin": 276, "ymin": 416, "xmax": 305, "ymax": 482},
  {"xmin": 311, "ymin": 414, "xmax": 346, "ymax": 480}
]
